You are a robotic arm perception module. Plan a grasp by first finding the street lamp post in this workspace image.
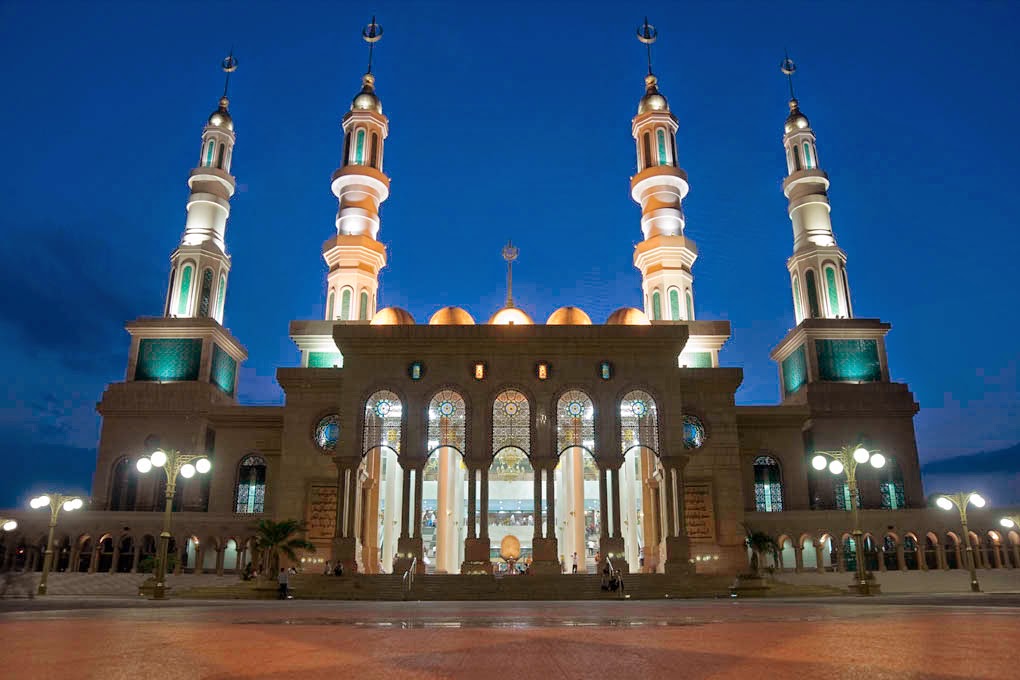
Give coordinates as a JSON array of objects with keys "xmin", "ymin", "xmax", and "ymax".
[
  {"xmin": 29, "ymin": 494, "xmax": 84, "ymax": 595},
  {"xmin": 936, "ymin": 492, "xmax": 986, "ymax": 592},
  {"xmin": 811, "ymin": 444, "xmax": 886, "ymax": 595},
  {"xmin": 136, "ymin": 449, "xmax": 210, "ymax": 599}
]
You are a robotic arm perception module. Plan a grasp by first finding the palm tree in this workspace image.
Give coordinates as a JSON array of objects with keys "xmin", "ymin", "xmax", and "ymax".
[
  {"xmin": 744, "ymin": 529, "xmax": 779, "ymax": 576},
  {"xmin": 253, "ymin": 519, "xmax": 316, "ymax": 579}
]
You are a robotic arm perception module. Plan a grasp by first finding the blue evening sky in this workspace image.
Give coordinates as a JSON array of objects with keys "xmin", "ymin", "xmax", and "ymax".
[{"xmin": 1, "ymin": 1, "xmax": 1018, "ymax": 507}]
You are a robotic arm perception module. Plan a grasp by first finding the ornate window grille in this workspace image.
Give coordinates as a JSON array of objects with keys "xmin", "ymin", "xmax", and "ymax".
[
  {"xmin": 556, "ymin": 389, "xmax": 594, "ymax": 456},
  {"xmin": 427, "ymin": 390, "xmax": 466, "ymax": 456},
  {"xmin": 620, "ymin": 390, "xmax": 659, "ymax": 455},
  {"xmin": 235, "ymin": 455, "xmax": 266, "ymax": 514},
  {"xmin": 363, "ymin": 390, "xmax": 402, "ymax": 455},
  {"xmin": 753, "ymin": 455, "xmax": 783, "ymax": 512},
  {"xmin": 492, "ymin": 389, "xmax": 530, "ymax": 456}
]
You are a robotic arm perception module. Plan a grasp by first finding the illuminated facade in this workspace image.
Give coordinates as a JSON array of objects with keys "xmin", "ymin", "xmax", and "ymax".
[{"xmin": 5, "ymin": 34, "xmax": 1020, "ymax": 584}]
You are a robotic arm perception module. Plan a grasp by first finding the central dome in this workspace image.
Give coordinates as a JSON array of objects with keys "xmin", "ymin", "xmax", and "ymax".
[
  {"xmin": 371, "ymin": 307, "xmax": 415, "ymax": 325},
  {"xmin": 546, "ymin": 306, "xmax": 593, "ymax": 325},
  {"xmin": 429, "ymin": 306, "xmax": 475, "ymax": 325},
  {"xmin": 488, "ymin": 307, "xmax": 534, "ymax": 325}
]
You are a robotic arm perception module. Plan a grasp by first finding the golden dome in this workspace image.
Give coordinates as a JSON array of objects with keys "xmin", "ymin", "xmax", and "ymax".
[
  {"xmin": 546, "ymin": 306, "xmax": 593, "ymax": 325},
  {"xmin": 371, "ymin": 307, "xmax": 415, "ymax": 325},
  {"xmin": 429, "ymin": 306, "xmax": 475, "ymax": 325},
  {"xmin": 351, "ymin": 73, "xmax": 382, "ymax": 114},
  {"xmin": 488, "ymin": 306, "xmax": 534, "ymax": 325},
  {"xmin": 784, "ymin": 98, "xmax": 810, "ymax": 134},
  {"xmin": 605, "ymin": 307, "xmax": 651, "ymax": 325},
  {"xmin": 638, "ymin": 74, "xmax": 669, "ymax": 115},
  {"xmin": 207, "ymin": 97, "xmax": 234, "ymax": 131}
]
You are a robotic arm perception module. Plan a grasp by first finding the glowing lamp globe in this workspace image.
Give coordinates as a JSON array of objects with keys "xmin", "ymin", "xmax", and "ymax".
[
  {"xmin": 30, "ymin": 495, "xmax": 50, "ymax": 509},
  {"xmin": 136, "ymin": 458, "xmax": 152, "ymax": 473},
  {"xmin": 970, "ymin": 494, "xmax": 985, "ymax": 508},
  {"xmin": 195, "ymin": 458, "xmax": 211, "ymax": 474},
  {"xmin": 936, "ymin": 497, "xmax": 953, "ymax": 511},
  {"xmin": 500, "ymin": 534, "xmax": 521, "ymax": 561},
  {"xmin": 811, "ymin": 455, "xmax": 827, "ymax": 471},
  {"xmin": 180, "ymin": 463, "xmax": 196, "ymax": 479},
  {"xmin": 2, "ymin": 520, "xmax": 17, "ymax": 531},
  {"xmin": 62, "ymin": 499, "xmax": 77, "ymax": 512},
  {"xmin": 828, "ymin": 460, "xmax": 844, "ymax": 475},
  {"xmin": 72, "ymin": 498, "xmax": 83, "ymax": 510},
  {"xmin": 869, "ymin": 453, "xmax": 886, "ymax": 469},
  {"xmin": 1001, "ymin": 518, "xmax": 1016, "ymax": 529},
  {"xmin": 150, "ymin": 450, "xmax": 167, "ymax": 467},
  {"xmin": 853, "ymin": 447, "xmax": 870, "ymax": 463}
]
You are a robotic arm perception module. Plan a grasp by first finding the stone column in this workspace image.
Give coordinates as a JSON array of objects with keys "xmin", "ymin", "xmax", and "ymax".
[
  {"xmin": 599, "ymin": 468, "xmax": 609, "ymax": 540},
  {"xmin": 814, "ymin": 542, "xmax": 825, "ymax": 573},
  {"xmin": 533, "ymin": 468, "xmax": 543, "ymax": 540},
  {"xmin": 896, "ymin": 543, "xmax": 907, "ymax": 571},
  {"xmin": 110, "ymin": 544, "xmax": 120, "ymax": 574},
  {"xmin": 570, "ymin": 449, "xmax": 584, "ymax": 569},
  {"xmin": 794, "ymin": 544, "xmax": 804, "ymax": 573},
  {"xmin": 401, "ymin": 461, "xmax": 412, "ymax": 539},
  {"xmin": 413, "ymin": 465, "xmax": 424, "ymax": 538},
  {"xmin": 836, "ymin": 543, "xmax": 846, "ymax": 572},
  {"xmin": 467, "ymin": 468, "xmax": 477, "ymax": 540},
  {"xmin": 479, "ymin": 467, "xmax": 489, "ymax": 539},
  {"xmin": 545, "ymin": 466, "xmax": 556, "ymax": 540},
  {"xmin": 88, "ymin": 545, "xmax": 99, "ymax": 574},
  {"xmin": 131, "ymin": 544, "xmax": 141, "ymax": 573},
  {"xmin": 610, "ymin": 467, "xmax": 622, "ymax": 538},
  {"xmin": 436, "ymin": 448, "xmax": 450, "ymax": 573},
  {"xmin": 216, "ymin": 547, "xmax": 225, "ymax": 576}
]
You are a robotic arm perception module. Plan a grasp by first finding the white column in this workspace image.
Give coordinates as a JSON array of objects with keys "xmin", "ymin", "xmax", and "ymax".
[
  {"xmin": 436, "ymin": 447, "xmax": 450, "ymax": 573},
  {"xmin": 448, "ymin": 456, "xmax": 463, "ymax": 572},
  {"xmin": 571, "ymin": 448, "xmax": 585, "ymax": 570},
  {"xmin": 381, "ymin": 449, "xmax": 400, "ymax": 572},
  {"xmin": 622, "ymin": 455, "xmax": 639, "ymax": 567}
]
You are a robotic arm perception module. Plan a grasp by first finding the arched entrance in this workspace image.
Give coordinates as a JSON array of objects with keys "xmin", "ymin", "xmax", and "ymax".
[
  {"xmin": 421, "ymin": 390, "xmax": 467, "ymax": 574},
  {"xmin": 555, "ymin": 390, "xmax": 599, "ymax": 574},
  {"xmin": 362, "ymin": 390, "xmax": 403, "ymax": 573},
  {"xmin": 620, "ymin": 390, "xmax": 663, "ymax": 572}
]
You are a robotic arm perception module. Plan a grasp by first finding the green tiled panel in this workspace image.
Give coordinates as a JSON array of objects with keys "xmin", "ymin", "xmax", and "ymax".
[
  {"xmin": 782, "ymin": 345, "xmax": 807, "ymax": 395},
  {"xmin": 308, "ymin": 351, "xmax": 344, "ymax": 368},
  {"xmin": 681, "ymin": 352, "xmax": 713, "ymax": 368},
  {"xmin": 210, "ymin": 344, "xmax": 237, "ymax": 396},
  {"xmin": 135, "ymin": 338, "xmax": 202, "ymax": 382},
  {"xmin": 815, "ymin": 339, "xmax": 881, "ymax": 382}
]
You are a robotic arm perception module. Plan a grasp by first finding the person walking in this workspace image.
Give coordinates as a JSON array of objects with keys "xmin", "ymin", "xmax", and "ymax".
[
  {"xmin": 571, "ymin": 551, "xmax": 578, "ymax": 574},
  {"xmin": 277, "ymin": 567, "xmax": 290, "ymax": 599}
]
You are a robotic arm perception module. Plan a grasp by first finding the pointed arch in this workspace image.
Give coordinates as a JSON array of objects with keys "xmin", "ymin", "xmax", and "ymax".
[
  {"xmin": 804, "ymin": 142, "xmax": 814, "ymax": 169},
  {"xmin": 197, "ymin": 268, "xmax": 214, "ymax": 318},
  {"xmin": 370, "ymin": 131, "xmax": 380, "ymax": 168},
  {"xmin": 354, "ymin": 129, "xmax": 366, "ymax": 165},
  {"xmin": 668, "ymin": 288, "xmax": 681, "ymax": 321},
  {"xmin": 234, "ymin": 455, "xmax": 266, "ymax": 514},
  {"xmin": 556, "ymin": 389, "xmax": 595, "ymax": 457},
  {"xmin": 427, "ymin": 389, "xmax": 466, "ymax": 456},
  {"xmin": 359, "ymin": 290, "xmax": 369, "ymax": 320},
  {"xmin": 108, "ymin": 457, "xmax": 138, "ymax": 511},
  {"xmin": 656, "ymin": 128, "xmax": 668, "ymax": 165},
  {"xmin": 340, "ymin": 287, "xmax": 353, "ymax": 320},
  {"xmin": 364, "ymin": 390, "xmax": 402, "ymax": 456},
  {"xmin": 205, "ymin": 140, "xmax": 215, "ymax": 167},
  {"xmin": 792, "ymin": 274, "xmax": 803, "ymax": 321},
  {"xmin": 752, "ymin": 455, "xmax": 783, "ymax": 512},
  {"xmin": 177, "ymin": 263, "xmax": 194, "ymax": 316},
  {"xmin": 326, "ymin": 290, "xmax": 335, "ymax": 320},
  {"xmin": 824, "ymin": 264, "xmax": 841, "ymax": 317},
  {"xmin": 215, "ymin": 273, "xmax": 227, "ymax": 321},
  {"xmin": 651, "ymin": 290, "xmax": 662, "ymax": 320},
  {"xmin": 217, "ymin": 143, "xmax": 226, "ymax": 169},
  {"xmin": 879, "ymin": 458, "xmax": 905, "ymax": 509},
  {"xmin": 685, "ymin": 290, "xmax": 694, "ymax": 321},
  {"xmin": 620, "ymin": 389, "xmax": 659, "ymax": 456},
  {"xmin": 804, "ymin": 269, "xmax": 821, "ymax": 318},
  {"xmin": 642, "ymin": 131, "xmax": 652, "ymax": 170},
  {"xmin": 493, "ymin": 389, "xmax": 530, "ymax": 456}
]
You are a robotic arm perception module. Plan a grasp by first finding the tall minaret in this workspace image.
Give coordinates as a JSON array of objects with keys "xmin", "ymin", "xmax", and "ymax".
[
  {"xmin": 164, "ymin": 54, "xmax": 239, "ymax": 324},
  {"xmin": 780, "ymin": 56, "xmax": 853, "ymax": 323},
  {"xmin": 630, "ymin": 19, "xmax": 697, "ymax": 322},
  {"xmin": 323, "ymin": 18, "xmax": 390, "ymax": 322}
]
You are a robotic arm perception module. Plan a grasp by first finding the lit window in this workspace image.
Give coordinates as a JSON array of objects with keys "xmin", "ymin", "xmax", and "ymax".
[
  {"xmin": 536, "ymin": 362, "xmax": 549, "ymax": 380},
  {"xmin": 408, "ymin": 361, "xmax": 424, "ymax": 380},
  {"xmin": 599, "ymin": 361, "xmax": 612, "ymax": 381},
  {"xmin": 474, "ymin": 362, "xmax": 486, "ymax": 380}
]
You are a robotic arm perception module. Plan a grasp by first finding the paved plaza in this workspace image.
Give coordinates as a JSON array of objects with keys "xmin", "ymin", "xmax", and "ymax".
[{"xmin": 2, "ymin": 597, "xmax": 1019, "ymax": 679}]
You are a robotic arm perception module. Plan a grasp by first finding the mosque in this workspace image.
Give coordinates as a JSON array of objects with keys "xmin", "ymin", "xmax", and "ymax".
[{"xmin": 4, "ymin": 22, "xmax": 1018, "ymax": 583}]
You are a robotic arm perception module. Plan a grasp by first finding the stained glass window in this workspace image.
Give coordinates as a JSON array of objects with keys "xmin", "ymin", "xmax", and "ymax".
[
  {"xmin": 620, "ymin": 390, "xmax": 658, "ymax": 455},
  {"xmin": 354, "ymin": 129, "xmax": 365, "ymax": 165},
  {"xmin": 669, "ymin": 288, "xmax": 681, "ymax": 320},
  {"xmin": 804, "ymin": 142, "xmax": 813, "ymax": 169},
  {"xmin": 359, "ymin": 291, "xmax": 369, "ymax": 320},
  {"xmin": 215, "ymin": 273, "xmax": 226, "ymax": 321},
  {"xmin": 364, "ymin": 390, "xmax": 401, "ymax": 455},
  {"xmin": 880, "ymin": 458, "xmax": 905, "ymax": 509},
  {"xmin": 792, "ymin": 274, "xmax": 802, "ymax": 321},
  {"xmin": 753, "ymin": 455, "xmax": 783, "ymax": 512},
  {"xmin": 205, "ymin": 141, "xmax": 215, "ymax": 167},
  {"xmin": 557, "ymin": 390, "xmax": 594, "ymax": 455},
  {"xmin": 599, "ymin": 361, "xmax": 612, "ymax": 380},
  {"xmin": 686, "ymin": 291, "xmax": 694, "ymax": 321},
  {"xmin": 235, "ymin": 455, "xmax": 266, "ymax": 514},
  {"xmin": 314, "ymin": 414, "xmax": 340, "ymax": 452},
  {"xmin": 493, "ymin": 389, "xmax": 530, "ymax": 455},
  {"xmin": 340, "ymin": 288, "xmax": 352, "ymax": 320},
  {"xmin": 198, "ymin": 268, "xmax": 213, "ymax": 318},
  {"xmin": 825, "ymin": 266, "xmax": 841, "ymax": 317},
  {"xmin": 651, "ymin": 290, "xmax": 662, "ymax": 320},
  {"xmin": 805, "ymin": 270, "xmax": 820, "ymax": 318},
  {"xmin": 657, "ymin": 129, "xmax": 668, "ymax": 165},
  {"xmin": 177, "ymin": 265, "xmax": 193, "ymax": 316},
  {"xmin": 427, "ymin": 390, "xmax": 465, "ymax": 455},
  {"xmin": 682, "ymin": 415, "xmax": 706, "ymax": 449},
  {"xmin": 835, "ymin": 481, "xmax": 861, "ymax": 510}
]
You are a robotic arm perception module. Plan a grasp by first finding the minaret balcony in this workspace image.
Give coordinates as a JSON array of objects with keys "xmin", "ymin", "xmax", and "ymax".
[
  {"xmin": 782, "ymin": 169, "xmax": 829, "ymax": 194},
  {"xmin": 188, "ymin": 167, "xmax": 236, "ymax": 196}
]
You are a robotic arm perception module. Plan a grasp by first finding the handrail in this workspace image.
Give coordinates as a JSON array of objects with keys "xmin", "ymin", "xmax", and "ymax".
[
  {"xmin": 603, "ymin": 556, "xmax": 624, "ymax": 597},
  {"xmin": 401, "ymin": 557, "xmax": 417, "ymax": 600}
]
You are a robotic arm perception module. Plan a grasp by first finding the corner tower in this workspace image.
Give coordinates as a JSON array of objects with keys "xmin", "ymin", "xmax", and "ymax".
[
  {"xmin": 630, "ymin": 19, "xmax": 697, "ymax": 324},
  {"xmin": 780, "ymin": 58, "xmax": 852, "ymax": 323},
  {"xmin": 165, "ymin": 54, "xmax": 239, "ymax": 323},
  {"xmin": 323, "ymin": 19, "xmax": 390, "ymax": 322}
]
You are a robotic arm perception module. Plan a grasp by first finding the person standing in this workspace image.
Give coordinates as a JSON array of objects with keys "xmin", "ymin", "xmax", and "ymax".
[
  {"xmin": 571, "ymin": 551, "xmax": 578, "ymax": 574},
  {"xmin": 277, "ymin": 567, "xmax": 290, "ymax": 599}
]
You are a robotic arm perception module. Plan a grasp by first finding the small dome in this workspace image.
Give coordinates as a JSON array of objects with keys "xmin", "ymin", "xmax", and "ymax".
[
  {"xmin": 546, "ymin": 306, "xmax": 593, "ymax": 325},
  {"xmin": 207, "ymin": 96, "xmax": 234, "ymax": 131},
  {"xmin": 429, "ymin": 306, "xmax": 476, "ymax": 325},
  {"xmin": 638, "ymin": 74, "xmax": 669, "ymax": 115},
  {"xmin": 488, "ymin": 306, "xmax": 534, "ymax": 325},
  {"xmin": 784, "ymin": 98, "xmax": 810, "ymax": 134},
  {"xmin": 605, "ymin": 307, "xmax": 651, "ymax": 325},
  {"xmin": 351, "ymin": 73, "xmax": 382, "ymax": 114},
  {"xmin": 371, "ymin": 307, "xmax": 415, "ymax": 325}
]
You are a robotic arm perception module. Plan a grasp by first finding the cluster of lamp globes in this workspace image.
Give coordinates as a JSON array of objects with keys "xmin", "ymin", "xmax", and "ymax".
[
  {"xmin": 811, "ymin": 447, "xmax": 886, "ymax": 474},
  {"xmin": 135, "ymin": 450, "xmax": 211, "ymax": 478},
  {"xmin": 29, "ymin": 496, "xmax": 84, "ymax": 511}
]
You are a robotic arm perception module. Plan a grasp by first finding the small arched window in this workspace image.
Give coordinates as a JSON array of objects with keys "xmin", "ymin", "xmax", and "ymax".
[
  {"xmin": 177, "ymin": 264, "xmax": 194, "ymax": 316},
  {"xmin": 824, "ymin": 265, "xmax": 841, "ymax": 317},
  {"xmin": 656, "ymin": 129, "xmax": 668, "ymax": 165},
  {"xmin": 880, "ymin": 459, "xmax": 906, "ymax": 510},
  {"xmin": 326, "ymin": 291, "xmax": 335, "ymax": 320},
  {"xmin": 364, "ymin": 390, "xmax": 402, "ymax": 455},
  {"xmin": 804, "ymin": 142, "xmax": 813, "ymax": 169},
  {"xmin": 792, "ymin": 274, "xmax": 803, "ymax": 321},
  {"xmin": 235, "ymin": 455, "xmax": 267, "ymax": 514},
  {"xmin": 215, "ymin": 273, "xmax": 226, "ymax": 321},
  {"xmin": 340, "ymin": 288, "xmax": 352, "ymax": 320},
  {"xmin": 354, "ymin": 129, "xmax": 366, "ymax": 165},
  {"xmin": 805, "ymin": 270, "xmax": 821, "ymax": 318},
  {"xmin": 205, "ymin": 141, "xmax": 215, "ymax": 167},
  {"xmin": 197, "ymin": 268, "xmax": 214, "ymax": 318},
  {"xmin": 216, "ymin": 144, "xmax": 226, "ymax": 169},
  {"xmin": 753, "ymin": 455, "xmax": 783, "ymax": 512},
  {"xmin": 685, "ymin": 290, "xmax": 694, "ymax": 321},
  {"xmin": 224, "ymin": 149, "xmax": 232, "ymax": 173},
  {"xmin": 670, "ymin": 134, "xmax": 678, "ymax": 168},
  {"xmin": 370, "ymin": 132, "xmax": 379, "ymax": 168},
  {"xmin": 342, "ymin": 133, "xmax": 352, "ymax": 167},
  {"xmin": 359, "ymin": 291, "xmax": 369, "ymax": 320},
  {"xmin": 109, "ymin": 458, "xmax": 137, "ymax": 511},
  {"xmin": 792, "ymin": 144, "xmax": 802, "ymax": 171},
  {"xmin": 642, "ymin": 132, "xmax": 652, "ymax": 170},
  {"xmin": 620, "ymin": 390, "xmax": 659, "ymax": 456},
  {"xmin": 651, "ymin": 290, "xmax": 662, "ymax": 320},
  {"xmin": 668, "ymin": 288, "xmax": 681, "ymax": 320}
]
